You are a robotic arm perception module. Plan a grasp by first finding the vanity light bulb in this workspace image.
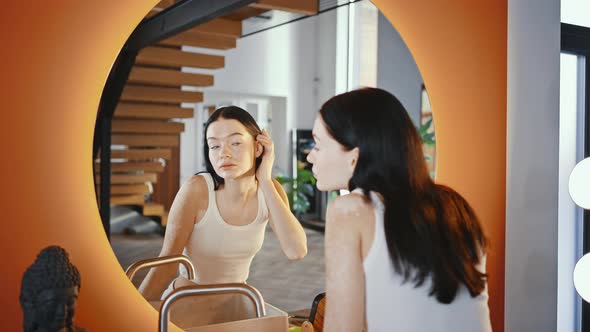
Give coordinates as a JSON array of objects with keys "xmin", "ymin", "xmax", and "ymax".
[
  {"xmin": 574, "ymin": 253, "xmax": 590, "ymax": 302},
  {"xmin": 568, "ymin": 157, "xmax": 590, "ymax": 209}
]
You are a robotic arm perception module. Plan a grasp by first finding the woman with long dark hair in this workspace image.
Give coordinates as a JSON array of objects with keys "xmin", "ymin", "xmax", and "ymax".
[
  {"xmin": 307, "ymin": 88, "xmax": 491, "ymax": 331},
  {"xmin": 139, "ymin": 106, "xmax": 307, "ymax": 301}
]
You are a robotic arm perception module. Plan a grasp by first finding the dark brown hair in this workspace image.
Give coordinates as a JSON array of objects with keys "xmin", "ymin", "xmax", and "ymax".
[{"xmin": 320, "ymin": 87, "xmax": 488, "ymax": 303}]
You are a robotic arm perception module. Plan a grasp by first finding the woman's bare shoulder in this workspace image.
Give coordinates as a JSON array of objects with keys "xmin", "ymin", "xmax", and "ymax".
[
  {"xmin": 326, "ymin": 192, "xmax": 374, "ymax": 241},
  {"xmin": 326, "ymin": 192, "xmax": 376, "ymax": 259},
  {"xmin": 328, "ymin": 192, "xmax": 374, "ymax": 221},
  {"xmin": 178, "ymin": 174, "xmax": 209, "ymax": 207},
  {"xmin": 183, "ymin": 174, "xmax": 208, "ymax": 192},
  {"xmin": 167, "ymin": 174, "xmax": 210, "ymax": 225}
]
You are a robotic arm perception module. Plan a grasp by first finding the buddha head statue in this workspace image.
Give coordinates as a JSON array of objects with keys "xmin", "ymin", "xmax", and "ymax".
[{"xmin": 20, "ymin": 246, "xmax": 82, "ymax": 332}]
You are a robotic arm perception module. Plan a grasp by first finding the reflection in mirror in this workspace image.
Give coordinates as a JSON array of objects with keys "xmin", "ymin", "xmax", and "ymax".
[{"xmin": 97, "ymin": 0, "xmax": 431, "ymax": 329}]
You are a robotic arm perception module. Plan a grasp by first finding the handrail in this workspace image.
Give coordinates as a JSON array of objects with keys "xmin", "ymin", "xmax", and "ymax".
[
  {"xmin": 159, "ymin": 283, "xmax": 266, "ymax": 332},
  {"xmin": 125, "ymin": 255, "xmax": 195, "ymax": 281}
]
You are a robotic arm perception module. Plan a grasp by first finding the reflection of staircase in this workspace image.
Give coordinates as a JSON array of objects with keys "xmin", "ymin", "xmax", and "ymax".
[{"xmin": 97, "ymin": 0, "xmax": 318, "ymax": 231}]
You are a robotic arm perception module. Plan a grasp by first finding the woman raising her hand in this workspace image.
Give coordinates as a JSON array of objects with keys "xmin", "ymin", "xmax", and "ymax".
[{"xmin": 139, "ymin": 106, "xmax": 307, "ymax": 301}]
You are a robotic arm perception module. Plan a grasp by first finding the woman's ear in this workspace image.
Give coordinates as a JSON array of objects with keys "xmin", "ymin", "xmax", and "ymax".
[
  {"xmin": 255, "ymin": 141, "xmax": 264, "ymax": 158},
  {"xmin": 349, "ymin": 147, "xmax": 360, "ymax": 169}
]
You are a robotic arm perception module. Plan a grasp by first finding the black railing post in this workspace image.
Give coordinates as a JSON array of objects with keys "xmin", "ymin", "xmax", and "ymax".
[
  {"xmin": 94, "ymin": 47, "xmax": 138, "ymax": 240},
  {"xmin": 99, "ymin": 116, "xmax": 112, "ymax": 239}
]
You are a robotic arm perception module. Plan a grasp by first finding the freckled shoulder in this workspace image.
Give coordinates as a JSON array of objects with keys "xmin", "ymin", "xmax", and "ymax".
[
  {"xmin": 184, "ymin": 174, "xmax": 208, "ymax": 192},
  {"xmin": 327, "ymin": 192, "xmax": 374, "ymax": 223},
  {"xmin": 181, "ymin": 174, "xmax": 209, "ymax": 212}
]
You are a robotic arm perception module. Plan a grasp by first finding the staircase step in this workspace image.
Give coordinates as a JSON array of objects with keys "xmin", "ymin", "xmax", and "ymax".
[
  {"xmin": 111, "ymin": 195, "xmax": 145, "ymax": 206},
  {"xmin": 114, "ymin": 103, "xmax": 193, "ymax": 119},
  {"xmin": 128, "ymin": 67, "xmax": 214, "ymax": 87},
  {"xmin": 97, "ymin": 173, "xmax": 158, "ymax": 184},
  {"xmin": 110, "ymin": 206, "xmax": 155, "ymax": 235},
  {"xmin": 136, "ymin": 47, "xmax": 224, "ymax": 69},
  {"xmin": 123, "ymin": 218, "xmax": 162, "ymax": 234},
  {"xmin": 142, "ymin": 203, "xmax": 168, "ymax": 226},
  {"xmin": 96, "ymin": 162, "xmax": 165, "ymax": 173},
  {"xmin": 112, "ymin": 134, "xmax": 179, "ymax": 147},
  {"xmin": 120, "ymin": 85, "xmax": 203, "ymax": 104},
  {"xmin": 111, "ymin": 184, "xmax": 151, "ymax": 195},
  {"xmin": 107, "ymin": 148, "xmax": 172, "ymax": 161},
  {"xmin": 142, "ymin": 202, "xmax": 165, "ymax": 216},
  {"xmin": 250, "ymin": 0, "xmax": 318, "ymax": 15},
  {"xmin": 112, "ymin": 119, "xmax": 185, "ymax": 134},
  {"xmin": 223, "ymin": 7, "xmax": 267, "ymax": 21},
  {"xmin": 160, "ymin": 214, "xmax": 168, "ymax": 226},
  {"xmin": 160, "ymin": 31, "xmax": 236, "ymax": 50},
  {"xmin": 192, "ymin": 18, "xmax": 241, "ymax": 38}
]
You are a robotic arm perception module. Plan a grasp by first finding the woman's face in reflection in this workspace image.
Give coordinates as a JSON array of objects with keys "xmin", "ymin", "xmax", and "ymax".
[
  {"xmin": 307, "ymin": 115, "xmax": 357, "ymax": 191},
  {"xmin": 206, "ymin": 118, "xmax": 261, "ymax": 180}
]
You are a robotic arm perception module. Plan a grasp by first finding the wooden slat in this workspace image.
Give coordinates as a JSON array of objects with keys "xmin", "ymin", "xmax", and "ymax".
[
  {"xmin": 114, "ymin": 173, "xmax": 158, "ymax": 184},
  {"xmin": 112, "ymin": 134, "xmax": 179, "ymax": 147},
  {"xmin": 97, "ymin": 173, "xmax": 158, "ymax": 184},
  {"xmin": 111, "ymin": 149, "xmax": 172, "ymax": 160},
  {"xmin": 146, "ymin": 0, "xmax": 175, "ymax": 18},
  {"xmin": 129, "ymin": 67, "xmax": 214, "ymax": 87},
  {"xmin": 160, "ymin": 31, "xmax": 236, "ymax": 50},
  {"xmin": 111, "ymin": 184, "xmax": 151, "ymax": 195},
  {"xmin": 112, "ymin": 119, "xmax": 185, "ymax": 134},
  {"xmin": 114, "ymin": 103, "xmax": 194, "ymax": 119},
  {"xmin": 193, "ymin": 18, "xmax": 241, "ymax": 38},
  {"xmin": 96, "ymin": 162, "xmax": 165, "ymax": 173},
  {"xmin": 152, "ymin": 146, "xmax": 180, "ymax": 212},
  {"xmin": 146, "ymin": 10, "xmax": 159, "ymax": 19},
  {"xmin": 160, "ymin": 214, "xmax": 168, "ymax": 226},
  {"xmin": 155, "ymin": 0, "xmax": 175, "ymax": 9},
  {"xmin": 250, "ymin": 0, "xmax": 318, "ymax": 15},
  {"xmin": 143, "ymin": 202, "xmax": 165, "ymax": 216},
  {"xmin": 120, "ymin": 85, "xmax": 203, "ymax": 104},
  {"xmin": 111, "ymin": 195, "xmax": 145, "ymax": 206},
  {"xmin": 142, "ymin": 203, "xmax": 168, "ymax": 225},
  {"xmin": 223, "ymin": 7, "xmax": 268, "ymax": 21},
  {"xmin": 136, "ymin": 47, "xmax": 224, "ymax": 69}
]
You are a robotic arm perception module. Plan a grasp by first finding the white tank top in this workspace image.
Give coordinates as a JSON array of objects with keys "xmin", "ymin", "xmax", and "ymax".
[
  {"xmin": 180, "ymin": 173, "xmax": 269, "ymax": 285},
  {"xmin": 359, "ymin": 189, "xmax": 492, "ymax": 332}
]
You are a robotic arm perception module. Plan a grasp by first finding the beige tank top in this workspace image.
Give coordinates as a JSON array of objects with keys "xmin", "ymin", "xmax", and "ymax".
[{"xmin": 179, "ymin": 173, "xmax": 269, "ymax": 285}]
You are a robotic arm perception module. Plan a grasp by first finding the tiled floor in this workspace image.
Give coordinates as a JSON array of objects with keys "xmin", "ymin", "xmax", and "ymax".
[{"xmin": 111, "ymin": 226, "xmax": 326, "ymax": 313}]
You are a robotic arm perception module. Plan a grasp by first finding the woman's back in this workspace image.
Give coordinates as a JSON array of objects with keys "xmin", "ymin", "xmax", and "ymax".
[
  {"xmin": 307, "ymin": 87, "xmax": 491, "ymax": 332},
  {"xmin": 359, "ymin": 189, "xmax": 492, "ymax": 332}
]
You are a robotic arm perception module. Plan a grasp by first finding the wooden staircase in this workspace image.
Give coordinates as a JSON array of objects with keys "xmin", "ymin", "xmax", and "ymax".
[{"xmin": 98, "ymin": 0, "xmax": 318, "ymax": 229}]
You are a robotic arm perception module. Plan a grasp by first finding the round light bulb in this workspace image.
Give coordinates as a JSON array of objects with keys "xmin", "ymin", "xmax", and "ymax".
[
  {"xmin": 568, "ymin": 157, "xmax": 590, "ymax": 209},
  {"xmin": 574, "ymin": 253, "xmax": 590, "ymax": 302}
]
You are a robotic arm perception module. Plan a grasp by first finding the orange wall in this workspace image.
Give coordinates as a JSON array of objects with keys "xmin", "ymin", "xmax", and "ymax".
[
  {"xmin": 373, "ymin": 1, "xmax": 507, "ymax": 331},
  {"xmin": 0, "ymin": 1, "xmax": 506, "ymax": 331}
]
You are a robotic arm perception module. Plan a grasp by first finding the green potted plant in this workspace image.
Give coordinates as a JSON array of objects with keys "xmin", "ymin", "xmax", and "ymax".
[
  {"xmin": 418, "ymin": 116, "xmax": 436, "ymax": 178},
  {"xmin": 275, "ymin": 167, "xmax": 316, "ymax": 218}
]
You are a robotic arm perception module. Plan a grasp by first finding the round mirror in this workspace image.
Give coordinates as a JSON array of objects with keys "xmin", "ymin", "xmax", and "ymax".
[{"xmin": 94, "ymin": 0, "xmax": 432, "ymax": 326}]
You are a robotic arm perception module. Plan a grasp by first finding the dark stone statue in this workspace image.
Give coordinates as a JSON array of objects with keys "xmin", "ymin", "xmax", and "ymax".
[{"xmin": 20, "ymin": 246, "xmax": 87, "ymax": 332}]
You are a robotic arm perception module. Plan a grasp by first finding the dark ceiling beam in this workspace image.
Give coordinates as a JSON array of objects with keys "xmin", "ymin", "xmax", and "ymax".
[{"xmin": 127, "ymin": 0, "xmax": 258, "ymax": 51}]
